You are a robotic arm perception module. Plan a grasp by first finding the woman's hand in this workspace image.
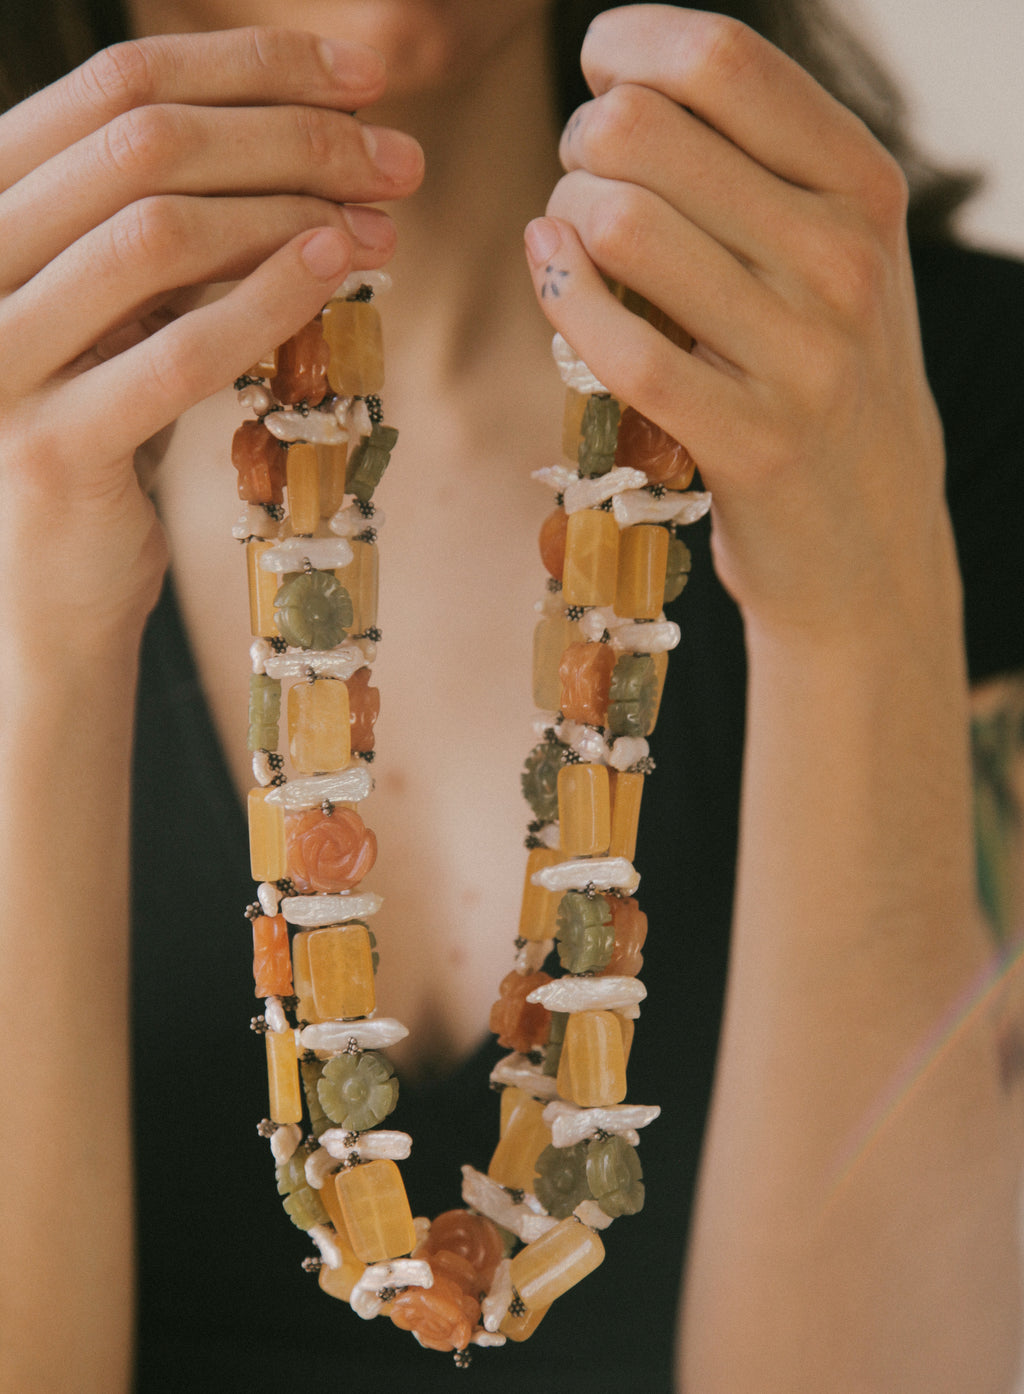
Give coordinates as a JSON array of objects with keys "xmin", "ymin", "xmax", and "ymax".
[
  {"xmin": 525, "ymin": 5, "xmax": 954, "ymax": 650},
  {"xmin": 0, "ymin": 27, "xmax": 423, "ymax": 657}
]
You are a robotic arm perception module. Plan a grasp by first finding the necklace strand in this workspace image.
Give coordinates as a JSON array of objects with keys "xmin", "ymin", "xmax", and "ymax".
[{"xmin": 233, "ymin": 274, "xmax": 709, "ymax": 1360}]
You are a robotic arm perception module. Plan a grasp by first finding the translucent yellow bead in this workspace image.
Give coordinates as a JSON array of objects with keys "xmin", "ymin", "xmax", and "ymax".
[
  {"xmin": 508, "ymin": 1217, "xmax": 604, "ymax": 1310},
  {"xmin": 288, "ymin": 679, "xmax": 351, "ymax": 775},
  {"xmin": 322, "ymin": 300, "xmax": 385, "ymax": 397},
  {"xmin": 614, "ymin": 524, "xmax": 669, "ymax": 620},
  {"xmin": 290, "ymin": 930, "xmax": 321, "ymax": 1024},
  {"xmin": 317, "ymin": 442, "xmax": 349, "ymax": 519},
  {"xmin": 608, "ymin": 770, "xmax": 644, "ymax": 861},
  {"xmin": 499, "ymin": 1083, "xmax": 525, "ymax": 1134},
  {"xmin": 499, "ymin": 1302, "xmax": 550, "ymax": 1342},
  {"xmin": 334, "ymin": 540, "xmax": 379, "ymax": 636},
  {"xmin": 247, "ymin": 786, "xmax": 287, "ymax": 881},
  {"xmin": 488, "ymin": 1091, "xmax": 552, "ymax": 1192},
  {"xmin": 286, "ymin": 442, "xmax": 320, "ymax": 535},
  {"xmin": 532, "ymin": 614, "xmax": 580, "ymax": 711},
  {"xmin": 556, "ymin": 1010, "xmax": 627, "ymax": 1106},
  {"xmin": 318, "ymin": 1242, "xmax": 365, "ymax": 1305},
  {"xmin": 245, "ymin": 540, "xmax": 280, "ymax": 638},
  {"xmin": 518, "ymin": 848, "xmax": 562, "ymax": 942},
  {"xmin": 307, "ymin": 924, "xmax": 376, "ymax": 1021},
  {"xmin": 562, "ymin": 387, "xmax": 587, "ymax": 461},
  {"xmin": 562, "ymin": 509, "xmax": 620, "ymax": 608},
  {"xmin": 617, "ymin": 1012, "xmax": 635, "ymax": 1066},
  {"xmin": 335, "ymin": 1159, "xmax": 417, "ymax": 1264},
  {"xmin": 265, "ymin": 1028, "xmax": 303, "ymax": 1124},
  {"xmin": 558, "ymin": 763, "xmax": 611, "ymax": 857}
]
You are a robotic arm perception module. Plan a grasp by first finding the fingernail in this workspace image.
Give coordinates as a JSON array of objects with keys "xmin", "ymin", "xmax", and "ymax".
[
  {"xmin": 360, "ymin": 124, "xmax": 424, "ymax": 183},
  {"xmin": 342, "ymin": 205, "xmax": 393, "ymax": 251},
  {"xmin": 524, "ymin": 217, "xmax": 562, "ymax": 266},
  {"xmin": 317, "ymin": 37, "xmax": 386, "ymax": 88},
  {"xmin": 300, "ymin": 228, "xmax": 351, "ymax": 279}
]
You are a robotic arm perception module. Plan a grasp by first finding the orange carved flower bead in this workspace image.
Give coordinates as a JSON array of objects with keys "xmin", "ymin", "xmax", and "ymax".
[
  {"xmin": 232, "ymin": 420, "xmax": 287, "ymax": 504},
  {"xmin": 559, "ymin": 641, "xmax": 616, "ymax": 726},
  {"xmin": 489, "ymin": 970, "xmax": 552, "ymax": 1054},
  {"xmin": 603, "ymin": 896, "xmax": 648, "ymax": 978},
  {"xmin": 389, "ymin": 1266, "xmax": 481, "ymax": 1352},
  {"xmin": 615, "ymin": 406, "xmax": 695, "ymax": 488},
  {"xmin": 348, "ymin": 666, "xmax": 380, "ymax": 753},
  {"xmin": 285, "ymin": 806, "xmax": 377, "ymax": 893},
  {"xmin": 539, "ymin": 508, "xmax": 569, "ymax": 581},
  {"xmin": 422, "ymin": 1209, "xmax": 504, "ymax": 1292},
  {"xmin": 271, "ymin": 319, "xmax": 331, "ymax": 407}
]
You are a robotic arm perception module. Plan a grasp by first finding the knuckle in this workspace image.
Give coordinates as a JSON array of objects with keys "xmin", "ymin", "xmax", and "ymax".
[
  {"xmin": 699, "ymin": 15, "xmax": 763, "ymax": 87},
  {"xmin": 100, "ymin": 103, "xmax": 181, "ymax": 182},
  {"xmin": 586, "ymin": 184, "xmax": 650, "ymax": 268},
  {"xmin": 109, "ymin": 195, "xmax": 188, "ymax": 270},
  {"xmin": 75, "ymin": 39, "xmax": 155, "ymax": 118},
  {"xmin": 580, "ymin": 84, "xmax": 649, "ymax": 170},
  {"xmin": 290, "ymin": 103, "xmax": 335, "ymax": 169},
  {"xmin": 244, "ymin": 25, "xmax": 295, "ymax": 76},
  {"xmin": 862, "ymin": 149, "xmax": 910, "ymax": 228}
]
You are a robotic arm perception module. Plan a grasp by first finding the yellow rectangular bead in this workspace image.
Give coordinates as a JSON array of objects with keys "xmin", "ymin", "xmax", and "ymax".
[
  {"xmin": 307, "ymin": 925, "xmax": 376, "ymax": 1021},
  {"xmin": 488, "ymin": 1091, "xmax": 552, "ymax": 1192},
  {"xmin": 265, "ymin": 1028, "xmax": 303, "ymax": 1124},
  {"xmin": 288, "ymin": 679, "xmax": 351, "ymax": 775},
  {"xmin": 532, "ymin": 615, "xmax": 580, "ymax": 711},
  {"xmin": 322, "ymin": 300, "xmax": 385, "ymax": 397},
  {"xmin": 247, "ymin": 786, "xmax": 287, "ymax": 881},
  {"xmin": 558, "ymin": 763, "xmax": 611, "ymax": 857},
  {"xmin": 608, "ymin": 770, "xmax": 644, "ymax": 861},
  {"xmin": 518, "ymin": 848, "xmax": 562, "ymax": 942},
  {"xmin": 316, "ymin": 442, "xmax": 349, "ymax": 519},
  {"xmin": 318, "ymin": 1242, "xmax": 365, "ymax": 1305},
  {"xmin": 499, "ymin": 1302, "xmax": 550, "ymax": 1342},
  {"xmin": 335, "ymin": 1159, "xmax": 417, "ymax": 1264},
  {"xmin": 562, "ymin": 387, "xmax": 587, "ymax": 461},
  {"xmin": 508, "ymin": 1217, "xmax": 605, "ymax": 1310},
  {"xmin": 245, "ymin": 540, "xmax": 280, "ymax": 638},
  {"xmin": 334, "ymin": 540, "xmax": 379, "ymax": 635},
  {"xmin": 290, "ymin": 930, "xmax": 321, "ymax": 1024},
  {"xmin": 286, "ymin": 442, "xmax": 320, "ymax": 535},
  {"xmin": 562, "ymin": 509, "xmax": 620, "ymax": 608},
  {"xmin": 557, "ymin": 1010, "xmax": 627, "ymax": 1106},
  {"xmin": 614, "ymin": 524, "xmax": 669, "ymax": 620}
]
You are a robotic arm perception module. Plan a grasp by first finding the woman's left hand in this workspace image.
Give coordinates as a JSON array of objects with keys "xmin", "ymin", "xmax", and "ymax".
[{"xmin": 526, "ymin": 4, "xmax": 955, "ymax": 651}]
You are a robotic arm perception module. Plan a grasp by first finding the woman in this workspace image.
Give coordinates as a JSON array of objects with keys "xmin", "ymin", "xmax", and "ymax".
[{"xmin": 1, "ymin": 3, "xmax": 1022, "ymax": 1391}]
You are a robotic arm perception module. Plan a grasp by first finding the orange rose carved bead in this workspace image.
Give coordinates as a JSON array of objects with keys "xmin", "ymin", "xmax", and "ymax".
[
  {"xmin": 489, "ymin": 970, "xmax": 552, "ymax": 1054},
  {"xmin": 603, "ymin": 896, "xmax": 648, "ymax": 978},
  {"xmin": 285, "ymin": 806, "xmax": 377, "ymax": 893},
  {"xmin": 270, "ymin": 318, "xmax": 330, "ymax": 407},
  {"xmin": 232, "ymin": 420, "xmax": 287, "ymax": 504},
  {"xmin": 615, "ymin": 405, "xmax": 696, "ymax": 488},
  {"xmin": 538, "ymin": 508, "xmax": 569, "ymax": 582},
  {"xmin": 559, "ymin": 641, "xmax": 616, "ymax": 726},
  {"xmin": 348, "ymin": 666, "xmax": 381, "ymax": 753},
  {"xmin": 422, "ymin": 1209, "xmax": 504, "ymax": 1293},
  {"xmin": 389, "ymin": 1265, "xmax": 480, "ymax": 1352}
]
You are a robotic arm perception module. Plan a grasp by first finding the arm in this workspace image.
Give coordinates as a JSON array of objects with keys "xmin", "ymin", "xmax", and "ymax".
[
  {"xmin": 0, "ymin": 30, "xmax": 421, "ymax": 1392},
  {"xmin": 524, "ymin": 7, "xmax": 1023, "ymax": 1389}
]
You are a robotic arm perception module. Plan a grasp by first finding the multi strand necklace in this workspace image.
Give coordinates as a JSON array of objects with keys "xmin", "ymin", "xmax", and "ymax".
[{"xmin": 232, "ymin": 272, "xmax": 709, "ymax": 1361}]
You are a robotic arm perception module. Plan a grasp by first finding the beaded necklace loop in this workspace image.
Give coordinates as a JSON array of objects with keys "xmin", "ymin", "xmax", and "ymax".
[{"xmin": 234, "ymin": 276, "xmax": 710, "ymax": 1360}]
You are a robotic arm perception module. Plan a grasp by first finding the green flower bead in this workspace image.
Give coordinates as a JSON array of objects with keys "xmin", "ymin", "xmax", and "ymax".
[
  {"xmin": 274, "ymin": 570, "xmax": 353, "ymax": 650},
  {"xmin": 586, "ymin": 1135, "xmax": 645, "ymax": 1218},
  {"xmin": 577, "ymin": 395, "xmax": 621, "ymax": 478},
  {"xmin": 607, "ymin": 653, "xmax": 657, "ymax": 738},
  {"xmin": 543, "ymin": 1010, "xmax": 569, "ymax": 1077},
  {"xmin": 534, "ymin": 1141, "xmax": 593, "ymax": 1218},
  {"xmin": 663, "ymin": 534, "xmax": 692, "ymax": 604},
  {"xmin": 555, "ymin": 891, "xmax": 615, "ymax": 974},
  {"xmin": 247, "ymin": 673, "xmax": 281, "ymax": 753},
  {"xmin": 276, "ymin": 1150, "xmax": 329, "ymax": 1231},
  {"xmin": 521, "ymin": 740, "xmax": 563, "ymax": 823},
  {"xmin": 317, "ymin": 1050, "xmax": 398, "ymax": 1132},
  {"xmin": 346, "ymin": 424, "xmax": 399, "ymax": 503}
]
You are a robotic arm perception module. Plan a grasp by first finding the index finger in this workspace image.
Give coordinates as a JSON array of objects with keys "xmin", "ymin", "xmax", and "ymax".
[
  {"xmin": 0, "ymin": 27, "xmax": 386, "ymax": 189},
  {"xmin": 580, "ymin": 5, "xmax": 884, "ymax": 196}
]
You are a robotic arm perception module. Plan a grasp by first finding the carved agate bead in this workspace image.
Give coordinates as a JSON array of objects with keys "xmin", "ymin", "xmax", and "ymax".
[
  {"xmin": 521, "ymin": 740, "xmax": 563, "ymax": 823},
  {"xmin": 558, "ymin": 763, "xmax": 611, "ymax": 857},
  {"xmin": 604, "ymin": 896, "xmax": 648, "ymax": 978},
  {"xmin": 271, "ymin": 318, "xmax": 330, "ymax": 406},
  {"xmin": 586, "ymin": 1135, "xmax": 644, "ymax": 1218},
  {"xmin": 664, "ymin": 533, "xmax": 692, "ymax": 604},
  {"xmin": 318, "ymin": 1051, "xmax": 398, "ymax": 1133},
  {"xmin": 538, "ymin": 508, "xmax": 569, "ymax": 581},
  {"xmin": 347, "ymin": 665, "xmax": 380, "ymax": 753},
  {"xmin": 607, "ymin": 654, "xmax": 658, "ymax": 738},
  {"xmin": 346, "ymin": 423, "xmax": 398, "ymax": 503},
  {"xmin": 558, "ymin": 641, "xmax": 615, "ymax": 726},
  {"xmin": 285, "ymin": 804, "xmax": 376, "ymax": 892},
  {"xmin": 334, "ymin": 1159, "xmax": 417, "ymax": 1264},
  {"xmin": 577, "ymin": 395, "xmax": 620, "ymax": 478},
  {"xmin": 555, "ymin": 892, "xmax": 614, "ymax": 975},
  {"xmin": 247, "ymin": 673, "xmax": 281, "ymax": 753},
  {"xmin": 288, "ymin": 679, "xmax": 351, "ymax": 775},
  {"xmin": 276, "ymin": 1149, "xmax": 330, "ymax": 1231},
  {"xmin": 507, "ymin": 1217, "xmax": 604, "ymax": 1310},
  {"xmin": 274, "ymin": 570, "xmax": 353, "ymax": 650},
  {"xmin": 322, "ymin": 299, "xmax": 385, "ymax": 396},
  {"xmin": 533, "ymin": 1141, "xmax": 591, "ymax": 1218},
  {"xmin": 614, "ymin": 524, "xmax": 669, "ymax": 620},
  {"xmin": 489, "ymin": 970, "xmax": 553, "ymax": 1054},
  {"xmin": 562, "ymin": 509, "xmax": 619, "ymax": 608},
  {"xmin": 614, "ymin": 405, "xmax": 695, "ymax": 487},
  {"xmin": 232, "ymin": 419, "xmax": 286, "ymax": 503},
  {"xmin": 301, "ymin": 1059, "xmax": 332, "ymax": 1136},
  {"xmin": 252, "ymin": 914, "xmax": 292, "ymax": 998}
]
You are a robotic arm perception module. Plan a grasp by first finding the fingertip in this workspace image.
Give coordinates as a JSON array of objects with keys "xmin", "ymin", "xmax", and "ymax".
[
  {"xmin": 299, "ymin": 227, "xmax": 353, "ymax": 281},
  {"xmin": 316, "ymin": 36, "xmax": 388, "ymax": 97}
]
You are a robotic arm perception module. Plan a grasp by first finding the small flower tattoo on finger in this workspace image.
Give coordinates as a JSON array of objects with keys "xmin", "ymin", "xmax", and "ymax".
[{"xmin": 541, "ymin": 265, "xmax": 570, "ymax": 299}]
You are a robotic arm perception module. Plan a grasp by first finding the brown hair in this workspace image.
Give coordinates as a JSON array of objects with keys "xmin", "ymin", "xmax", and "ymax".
[{"xmin": 2, "ymin": 0, "xmax": 975, "ymax": 240}]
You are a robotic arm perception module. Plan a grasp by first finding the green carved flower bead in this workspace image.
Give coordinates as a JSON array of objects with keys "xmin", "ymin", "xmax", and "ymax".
[
  {"xmin": 555, "ymin": 891, "xmax": 615, "ymax": 974},
  {"xmin": 346, "ymin": 424, "xmax": 399, "ymax": 503},
  {"xmin": 577, "ymin": 395, "xmax": 621, "ymax": 478},
  {"xmin": 586, "ymin": 1135, "xmax": 645, "ymax": 1218},
  {"xmin": 274, "ymin": 570, "xmax": 354, "ymax": 650},
  {"xmin": 300, "ymin": 1059, "xmax": 331, "ymax": 1138},
  {"xmin": 534, "ymin": 1141, "xmax": 593, "ymax": 1219},
  {"xmin": 543, "ymin": 1010, "xmax": 569, "ymax": 1077},
  {"xmin": 663, "ymin": 534, "xmax": 692, "ymax": 604},
  {"xmin": 607, "ymin": 653, "xmax": 658, "ymax": 738},
  {"xmin": 317, "ymin": 1049, "xmax": 398, "ymax": 1132},
  {"xmin": 276, "ymin": 1150, "xmax": 330, "ymax": 1231},
  {"xmin": 247, "ymin": 673, "xmax": 282, "ymax": 753},
  {"xmin": 521, "ymin": 740, "xmax": 563, "ymax": 823}
]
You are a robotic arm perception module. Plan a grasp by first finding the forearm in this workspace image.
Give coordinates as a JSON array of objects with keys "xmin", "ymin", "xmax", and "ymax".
[
  {"xmin": 680, "ymin": 588, "xmax": 1023, "ymax": 1392},
  {"xmin": 0, "ymin": 640, "xmax": 141, "ymax": 1394}
]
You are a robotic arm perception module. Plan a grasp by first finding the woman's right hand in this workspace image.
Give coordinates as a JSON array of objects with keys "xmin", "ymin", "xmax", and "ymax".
[{"xmin": 0, "ymin": 27, "xmax": 423, "ymax": 660}]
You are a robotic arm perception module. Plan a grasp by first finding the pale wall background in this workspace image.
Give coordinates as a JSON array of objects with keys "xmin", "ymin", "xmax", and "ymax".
[{"xmin": 852, "ymin": 0, "xmax": 1023, "ymax": 257}]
